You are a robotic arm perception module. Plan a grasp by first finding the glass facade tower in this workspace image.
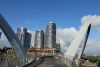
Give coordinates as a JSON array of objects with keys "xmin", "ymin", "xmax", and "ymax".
[
  {"xmin": 34, "ymin": 30, "xmax": 44, "ymax": 48},
  {"xmin": 45, "ymin": 22, "xmax": 56, "ymax": 48},
  {"xmin": 16, "ymin": 27, "xmax": 31, "ymax": 50}
]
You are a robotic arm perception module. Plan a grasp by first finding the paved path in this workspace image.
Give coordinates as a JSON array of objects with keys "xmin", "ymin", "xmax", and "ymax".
[{"xmin": 23, "ymin": 56, "xmax": 67, "ymax": 67}]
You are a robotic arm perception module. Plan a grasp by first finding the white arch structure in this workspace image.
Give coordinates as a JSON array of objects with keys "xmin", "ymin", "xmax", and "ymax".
[{"xmin": 65, "ymin": 22, "xmax": 91, "ymax": 62}]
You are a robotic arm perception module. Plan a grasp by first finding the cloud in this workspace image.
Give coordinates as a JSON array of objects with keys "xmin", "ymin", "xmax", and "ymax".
[
  {"xmin": 0, "ymin": 33, "xmax": 10, "ymax": 47},
  {"xmin": 81, "ymin": 15, "xmax": 100, "ymax": 26},
  {"xmin": 59, "ymin": 15, "xmax": 100, "ymax": 55},
  {"xmin": 81, "ymin": 15, "xmax": 100, "ymax": 55},
  {"xmin": 84, "ymin": 40, "xmax": 100, "ymax": 55},
  {"xmin": 56, "ymin": 27, "xmax": 78, "ymax": 53}
]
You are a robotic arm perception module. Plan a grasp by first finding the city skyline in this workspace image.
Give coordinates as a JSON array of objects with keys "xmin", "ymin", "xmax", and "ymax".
[
  {"xmin": 16, "ymin": 27, "xmax": 31, "ymax": 50},
  {"xmin": 0, "ymin": 0, "xmax": 100, "ymax": 55}
]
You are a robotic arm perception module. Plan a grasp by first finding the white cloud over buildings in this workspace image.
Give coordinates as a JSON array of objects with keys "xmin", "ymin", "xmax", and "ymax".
[
  {"xmin": 0, "ymin": 33, "xmax": 10, "ymax": 47},
  {"xmin": 81, "ymin": 15, "xmax": 100, "ymax": 26},
  {"xmin": 56, "ymin": 27, "xmax": 78, "ymax": 53}
]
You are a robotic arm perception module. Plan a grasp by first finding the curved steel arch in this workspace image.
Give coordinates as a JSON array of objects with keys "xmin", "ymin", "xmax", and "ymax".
[{"xmin": 0, "ymin": 14, "xmax": 26, "ymax": 59}]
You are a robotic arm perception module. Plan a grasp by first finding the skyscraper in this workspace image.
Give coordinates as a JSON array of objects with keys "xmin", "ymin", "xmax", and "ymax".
[
  {"xmin": 56, "ymin": 43, "xmax": 61, "ymax": 53},
  {"xmin": 16, "ymin": 28, "xmax": 21, "ymax": 40},
  {"xmin": 34, "ymin": 30, "xmax": 44, "ymax": 48},
  {"xmin": 45, "ymin": 22, "xmax": 56, "ymax": 48},
  {"xmin": 16, "ymin": 27, "xmax": 31, "ymax": 50},
  {"xmin": 0, "ymin": 32, "xmax": 2, "ymax": 38},
  {"xmin": 30, "ymin": 32, "xmax": 35, "ymax": 48}
]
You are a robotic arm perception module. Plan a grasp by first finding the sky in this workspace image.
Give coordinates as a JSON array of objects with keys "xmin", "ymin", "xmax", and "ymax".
[
  {"xmin": 0, "ymin": 0, "xmax": 100, "ymax": 30},
  {"xmin": 0, "ymin": 0, "xmax": 100, "ymax": 55}
]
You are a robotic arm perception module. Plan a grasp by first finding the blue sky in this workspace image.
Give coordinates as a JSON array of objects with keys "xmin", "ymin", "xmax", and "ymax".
[
  {"xmin": 0, "ymin": 0, "xmax": 100, "ymax": 30},
  {"xmin": 0, "ymin": 0, "xmax": 100, "ymax": 55}
]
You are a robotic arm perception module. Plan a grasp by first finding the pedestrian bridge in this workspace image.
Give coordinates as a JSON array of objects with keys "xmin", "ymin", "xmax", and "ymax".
[{"xmin": 0, "ymin": 14, "xmax": 92, "ymax": 67}]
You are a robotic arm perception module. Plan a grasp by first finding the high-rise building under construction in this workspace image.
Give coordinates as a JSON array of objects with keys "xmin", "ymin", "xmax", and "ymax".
[{"xmin": 45, "ymin": 22, "xmax": 56, "ymax": 48}]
